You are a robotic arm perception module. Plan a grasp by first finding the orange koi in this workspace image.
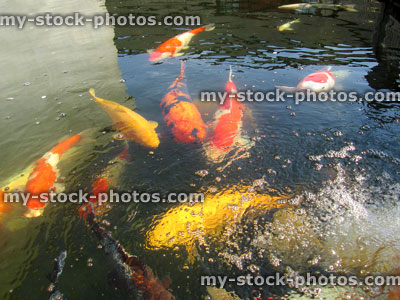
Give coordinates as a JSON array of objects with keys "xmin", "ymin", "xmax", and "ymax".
[
  {"xmin": 161, "ymin": 61, "xmax": 206, "ymax": 143},
  {"xmin": 148, "ymin": 24, "xmax": 215, "ymax": 62},
  {"xmin": 78, "ymin": 145, "xmax": 129, "ymax": 219},
  {"xmin": 24, "ymin": 134, "xmax": 82, "ymax": 218},
  {"xmin": 0, "ymin": 190, "xmax": 12, "ymax": 215},
  {"xmin": 204, "ymin": 68, "xmax": 254, "ymax": 163}
]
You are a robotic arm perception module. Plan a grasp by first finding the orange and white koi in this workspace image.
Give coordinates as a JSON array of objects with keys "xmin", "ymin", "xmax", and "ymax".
[
  {"xmin": 89, "ymin": 89, "xmax": 160, "ymax": 148},
  {"xmin": 276, "ymin": 67, "xmax": 335, "ymax": 93},
  {"xmin": 148, "ymin": 24, "xmax": 215, "ymax": 62},
  {"xmin": 204, "ymin": 67, "xmax": 254, "ymax": 164},
  {"xmin": 161, "ymin": 60, "xmax": 207, "ymax": 144},
  {"xmin": 24, "ymin": 134, "xmax": 82, "ymax": 218}
]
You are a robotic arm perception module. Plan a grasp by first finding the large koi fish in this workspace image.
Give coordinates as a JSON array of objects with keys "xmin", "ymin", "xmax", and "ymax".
[
  {"xmin": 0, "ymin": 134, "xmax": 82, "ymax": 219},
  {"xmin": 146, "ymin": 184, "xmax": 290, "ymax": 262},
  {"xmin": 24, "ymin": 134, "xmax": 82, "ymax": 217},
  {"xmin": 203, "ymin": 68, "xmax": 254, "ymax": 165},
  {"xmin": 89, "ymin": 89, "xmax": 160, "ymax": 148},
  {"xmin": 148, "ymin": 24, "xmax": 215, "ymax": 62},
  {"xmin": 161, "ymin": 61, "xmax": 206, "ymax": 143},
  {"xmin": 276, "ymin": 68, "xmax": 335, "ymax": 93}
]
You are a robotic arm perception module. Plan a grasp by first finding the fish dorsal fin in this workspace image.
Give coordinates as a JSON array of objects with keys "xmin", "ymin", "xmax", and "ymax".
[
  {"xmin": 89, "ymin": 88, "xmax": 96, "ymax": 98},
  {"xmin": 229, "ymin": 66, "xmax": 233, "ymax": 82},
  {"xmin": 149, "ymin": 121, "xmax": 158, "ymax": 129}
]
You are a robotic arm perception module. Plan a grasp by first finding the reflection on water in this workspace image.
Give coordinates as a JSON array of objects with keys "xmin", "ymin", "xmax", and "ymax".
[{"xmin": 1, "ymin": 0, "xmax": 400, "ymax": 299}]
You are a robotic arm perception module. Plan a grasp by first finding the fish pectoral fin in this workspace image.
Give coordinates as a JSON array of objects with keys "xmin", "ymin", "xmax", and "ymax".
[
  {"xmin": 186, "ymin": 242, "xmax": 199, "ymax": 264},
  {"xmin": 275, "ymin": 85, "xmax": 298, "ymax": 93},
  {"xmin": 53, "ymin": 183, "xmax": 65, "ymax": 193},
  {"xmin": 173, "ymin": 52, "xmax": 185, "ymax": 57},
  {"xmin": 149, "ymin": 121, "xmax": 158, "ymax": 129}
]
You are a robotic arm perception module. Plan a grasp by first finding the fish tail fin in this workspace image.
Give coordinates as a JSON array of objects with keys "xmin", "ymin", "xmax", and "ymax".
[
  {"xmin": 204, "ymin": 23, "xmax": 215, "ymax": 31},
  {"xmin": 50, "ymin": 134, "xmax": 82, "ymax": 156},
  {"xmin": 180, "ymin": 60, "xmax": 186, "ymax": 77},
  {"xmin": 229, "ymin": 65, "xmax": 233, "ymax": 82},
  {"xmin": 275, "ymin": 86, "xmax": 298, "ymax": 93},
  {"xmin": 344, "ymin": 5, "xmax": 357, "ymax": 12},
  {"xmin": 189, "ymin": 23, "xmax": 215, "ymax": 35},
  {"xmin": 89, "ymin": 88, "xmax": 96, "ymax": 99}
]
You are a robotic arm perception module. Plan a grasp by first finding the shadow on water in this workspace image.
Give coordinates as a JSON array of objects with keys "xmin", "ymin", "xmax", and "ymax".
[{"xmin": 1, "ymin": 0, "xmax": 400, "ymax": 299}]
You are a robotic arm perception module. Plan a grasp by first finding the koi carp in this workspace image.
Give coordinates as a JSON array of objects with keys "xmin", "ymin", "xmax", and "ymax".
[
  {"xmin": 276, "ymin": 67, "xmax": 335, "ymax": 93},
  {"xmin": 204, "ymin": 67, "xmax": 254, "ymax": 164},
  {"xmin": 161, "ymin": 60, "xmax": 207, "ymax": 143},
  {"xmin": 148, "ymin": 24, "xmax": 215, "ymax": 62},
  {"xmin": 23, "ymin": 134, "xmax": 82, "ymax": 218},
  {"xmin": 89, "ymin": 89, "xmax": 160, "ymax": 148}
]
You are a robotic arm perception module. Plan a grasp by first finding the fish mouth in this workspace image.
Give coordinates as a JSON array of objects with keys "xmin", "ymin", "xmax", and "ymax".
[{"xmin": 148, "ymin": 51, "xmax": 162, "ymax": 62}]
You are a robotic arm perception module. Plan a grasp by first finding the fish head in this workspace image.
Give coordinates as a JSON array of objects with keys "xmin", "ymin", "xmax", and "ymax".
[
  {"xmin": 149, "ymin": 51, "xmax": 171, "ymax": 62},
  {"xmin": 145, "ymin": 134, "xmax": 160, "ymax": 148},
  {"xmin": 225, "ymin": 80, "xmax": 237, "ymax": 95},
  {"xmin": 141, "ymin": 121, "xmax": 160, "ymax": 148},
  {"xmin": 298, "ymin": 70, "xmax": 335, "ymax": 92}
]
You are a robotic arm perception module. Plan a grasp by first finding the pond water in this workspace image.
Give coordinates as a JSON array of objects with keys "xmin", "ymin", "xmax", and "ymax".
[{"xmin": 1, "ymin": 0, "xmax": 400, "ymax": 299}]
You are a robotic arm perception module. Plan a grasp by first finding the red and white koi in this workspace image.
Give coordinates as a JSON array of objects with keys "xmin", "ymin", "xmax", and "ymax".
[
  {"xmin": 276, "ymin": 67, "xmax": 335, "ymax": 93},
  {"xmin": 148, "ymin": 24, "xmax": 215, "ymax": 62}
]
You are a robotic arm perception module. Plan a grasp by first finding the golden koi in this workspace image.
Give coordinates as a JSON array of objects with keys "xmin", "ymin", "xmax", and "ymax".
[
  {"xmin": 278, "ymin": 18, "xmax": 300, "ymax": 31},
  {"xmin": 89, "ymin": 89, "xmax": 160, "ymax": 148},
  {"xmin": 146, "ymin": 185, "xmax": 290, "ymax": 261}
]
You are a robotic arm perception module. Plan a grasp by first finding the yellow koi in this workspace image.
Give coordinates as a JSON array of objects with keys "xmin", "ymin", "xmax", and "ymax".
[
  {"xmin": 278, "ymin": 18, "xmax": 300, "ymax": 31},
  {"xmin": 89, "ymin": 89, "xmax": 160, "ymax": 148},
  {"xmin": 146, "ymin": 185, "xmax": 290, "ymax": 262}
]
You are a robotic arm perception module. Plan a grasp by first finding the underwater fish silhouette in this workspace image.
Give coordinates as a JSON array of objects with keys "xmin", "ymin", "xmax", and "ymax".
[
  {"xmin": 78, "ymin": 145, "xmax": 129, "ymax": 220},
  {"xmin": 278, "ymin": 3, "xmax": 357, "ymax": 13},
  {"xmin": 148, "ymin": 24, "xmax": 215, "ymax": 62},
  {"xmin": 161, "ymin": 60, "xmax": 207, "ymax": 143},
  {"xmin": 278, "ymin": 18, "xmax": 300, "ymax": 31},
  {"xmin": 276, "ymin": 68, "xmax": 335, "ymax": 93},
  {"xmin": 85, "ymin": 210, "xmax": 174, "ymax": 299},
  {"xmin": 147, "ymin": 185, "xmax": 290, "ymax": 262},
  {"xmin": 89, "ymin": 89, "xmax": 160, "ymax": 148}
]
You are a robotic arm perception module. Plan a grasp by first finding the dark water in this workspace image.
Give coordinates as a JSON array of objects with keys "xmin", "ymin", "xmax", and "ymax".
[{"xmin": 1, "ymin": 0, "xmax": 400, "ymax": 299}]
